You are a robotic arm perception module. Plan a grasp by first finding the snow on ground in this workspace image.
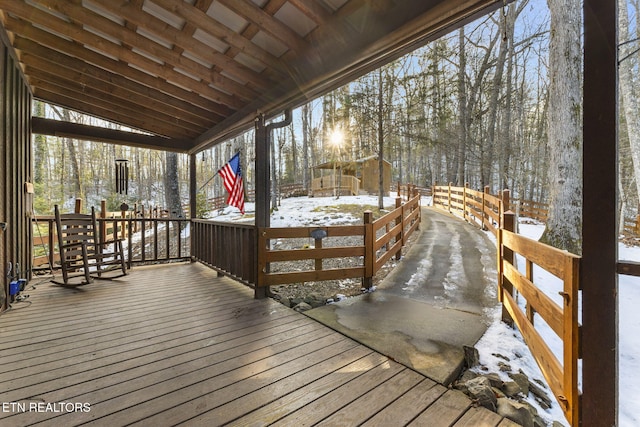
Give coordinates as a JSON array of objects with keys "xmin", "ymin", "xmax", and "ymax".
[
  {"xmin": 208, "ymin": 195, "xmax": 636, "ymax": 426},
  {"xmin": 209, "ymin": 194, "xmax": 410, "ymax": 226}
]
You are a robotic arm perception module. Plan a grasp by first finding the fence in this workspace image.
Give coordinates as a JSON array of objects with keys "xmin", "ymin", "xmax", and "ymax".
[
  {"xmin": 256, "ymin": 193, "xmax": 420, "ymax": 288},
  {"xmin": 187, "ymin": 192, "xmax": 421, "ymax": 289},
  {"xmin": 191, "ymin": 220, "xmax": 257, "ymax": 286},
  {"xmin": 498, "ymin": 214, "xmax": 580, "ymax": 426},
  {"xmin": 432, "ymin": 184, "xmax": 581, "ymax": 426},
  {"xmin": 432, "ymin": 183, "xmax": 505, "ymax": 238},
  {"xmin": 33, "ymin": 199, "xmax": 190, "ymax": 270}
]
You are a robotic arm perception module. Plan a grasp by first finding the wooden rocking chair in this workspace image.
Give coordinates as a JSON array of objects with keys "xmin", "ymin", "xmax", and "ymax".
[{"xmin": 53, "ymin": 205, "xmax": 127, "ymax": 286}]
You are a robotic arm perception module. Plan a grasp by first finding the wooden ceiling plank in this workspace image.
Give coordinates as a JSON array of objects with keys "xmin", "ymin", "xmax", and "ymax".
[
  {"xmin": 91, "ymin": 0, "xmax": 271, "ymax": 91},
  {"xmin": 25, "ymin": 64, "xmax": 212, "ymax": 130},
  {"xmin": 216, "ymin": 0, "xmax": 308, "ymax": 54},
  {"xmin": 151, "ymin": 0, "xmax": 286, "ymax": 74},
  {"xmin": 1, "ymin": 2, "xmax": 244, "ymax": 110},
  {"xmin": 32, "ymin": 81, "xmax": 201, "ymax": 139},
  {"xmin": 15, "ymin": 37, "xmax": 224, "ymax": 123},
  {"xmin": 35, "ymin": 87, "xmax": 198, "ymax": 140},
  {"xmin": 32, "ymin": 117, "xmax": 192, "ymax": 153},
  {"xmin": 286, "ymin": 0, "xmax": 332, "ymax": 24},
  {"xmin": 36, "ymin": 0, "xmax": 257, "ymax": 104},
  {"xmin": 6, "ymin": 20, "xmax": 232, "ymax": 118}
]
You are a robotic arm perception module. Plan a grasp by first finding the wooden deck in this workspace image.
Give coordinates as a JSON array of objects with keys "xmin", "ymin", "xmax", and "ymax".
[{"xmin": 0, "ymin": 263, "xmax": 519, "ymax": 426}]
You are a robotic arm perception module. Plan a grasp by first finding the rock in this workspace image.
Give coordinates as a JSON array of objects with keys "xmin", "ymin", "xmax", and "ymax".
[
  {"xmin": 464, "ymin": 376, "xmax": 497, "ymax": 412},
  {"xmin": 463, "ymin": 345, "xmax": 480, "ymax": 368},
  {"xmin": 552, "ymin": 421, "xmax": 567, "ymax": 427},
  {"xmin": 502, "ymin": 381, "xmax": 523, "ymax": 398},
  {"xmin": 498, "ymin": 361, "xmax": 512, "ymax": 372},
  {"xmin": 492, "ymin": 352, "xmax": 511, "ymax": 362},
  {"xmin": 280, "ymin": 297, "xmax": 291, "ymax": 308},
  {"xmin": 508, "ymin": 372, "xmax": 530, "ymax": 395},
  {"xmin": 497, "ymin": 398, "xmax": 534, "ymax": 427},
  {"xmin": 459, "ymin": 370, "xmax": 479, "ymax": 384},
  {"xmin": 484, "ymin": 373, "xmax": 504, "ymax": 388},
  {"xmin": 290, "ymin": 297, "xmax": 303, "ymax": 306},
  {"xmin": 293, "ymin": 302, "xmax": 312, "ymax": 312},
  {"xmin": 492, "ymin": 387, "xmax": 506, "ymax": 399},
  {"xmin": 529, "ymin": 380, "xmax": 553, "ymax": 409}
]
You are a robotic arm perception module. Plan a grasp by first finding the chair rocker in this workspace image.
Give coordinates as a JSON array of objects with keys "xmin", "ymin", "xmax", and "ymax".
[{"xmin": 53, "ymin": 205, "xmax": 127, "ymax": 286}]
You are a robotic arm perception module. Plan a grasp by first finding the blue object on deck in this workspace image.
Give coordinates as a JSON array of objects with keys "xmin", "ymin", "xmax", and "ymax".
[{"xmin": 9, "ymin": 281, "xmax": 19, "ymax": 296}]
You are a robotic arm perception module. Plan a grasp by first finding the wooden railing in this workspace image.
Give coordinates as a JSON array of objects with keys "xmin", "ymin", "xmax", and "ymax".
[
  {"xmin": 498, "ymin": 216, "xmax": 580, "ymax": 427},
  {"xmin": 191, "ymin": 220, "xmax": 257, "ymax": 286},
  {"xmin": 189, "ymin": 190, "xmax": 421, "ymax": 290},
  {"xmin": 432, "ymin": 184, "xmax": 581, "ymax": 426},
  {"xmin": 432, "ymin": 183, "xmax": 505, "ymax": 237},
  {"xmin": 32, "ymin": 200, "xmax": 190, "ymax": 269},
  {"xmin": 396, "ymin": 182, "xmax": 432, "ymax": 199},
  {"xmin": 514, "ymin": 198, "xmax": 549, "ymax": 222},
  {"xmin": 256, "ymin": 193, "xmax": 421, "ymax": 288}
]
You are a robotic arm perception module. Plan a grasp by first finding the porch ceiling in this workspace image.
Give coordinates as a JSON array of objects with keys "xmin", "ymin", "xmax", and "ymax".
[{"xmin": 0, "ymin": 0, "xmax": 503, "ymax": 154}]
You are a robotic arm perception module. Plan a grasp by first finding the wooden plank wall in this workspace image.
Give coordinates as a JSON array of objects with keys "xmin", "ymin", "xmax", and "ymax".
[{"xmin": 0, "ymin": 32, "xmax": 32, "ymax": 313}]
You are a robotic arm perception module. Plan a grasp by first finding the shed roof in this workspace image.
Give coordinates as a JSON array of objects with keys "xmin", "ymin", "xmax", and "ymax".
[{"xmin": 0, "ymin": 0, "xmax": 505, "ymax": 153}]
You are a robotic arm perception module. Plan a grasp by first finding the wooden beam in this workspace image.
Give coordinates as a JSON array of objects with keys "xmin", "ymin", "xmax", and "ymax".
[
  {"xmin": 582, "ymin": 0, "xmax": 618, "ymax": 425},
  {"xmin": 31, "ymin": 117, "xmax": 192, "ymax": 152},
  {"xmin": 91, "ymin": 0, "xmax": 272, "ymax": 91},
  {"xmin": 39, "ymin": 0, "xmax": 258, "ymax": 101},
  {"xmin": 216, "ymin": 0, "xmax": 309, "ymax": 54},
  {"xmin": 33, "ymin": 88, "xmax": 198, "ymax": 140},
  {"xmin": 152, "ymin": 0, "xmax": 286, "ymax": 74},
  {"xmin": 14, "ymin": 32, "xmax": 231, "ymax": 121},
  {"xmin": 0, "ymin": 2, "xmax": 244, "ymax": 110},
  {"xmin": 26, "ymin": 71, "xmax": 205, "ymax": 137}
]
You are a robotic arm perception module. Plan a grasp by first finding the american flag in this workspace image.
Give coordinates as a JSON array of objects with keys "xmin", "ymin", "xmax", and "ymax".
[{"xmin": 217, "ymin": 152, "xmax": 245, "ymax": 214}]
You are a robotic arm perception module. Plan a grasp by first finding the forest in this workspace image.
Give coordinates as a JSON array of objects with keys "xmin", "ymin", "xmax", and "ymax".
[{"xmin": 32, "ymin": 0, "xmax": 639, "ymax": 253}]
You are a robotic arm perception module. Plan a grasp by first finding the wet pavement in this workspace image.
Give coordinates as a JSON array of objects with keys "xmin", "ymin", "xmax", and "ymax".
[{"xmin": 306, "ymin": 207, "xmax": 497, "ymax": 385}]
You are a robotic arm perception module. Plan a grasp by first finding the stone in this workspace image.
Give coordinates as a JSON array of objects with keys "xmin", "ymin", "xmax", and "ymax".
[
  {"xmin": 459, "ymin": 370, "xmax": 479, "ymax": 383},
  {"xmin": 492, "ymin": 386, "xmax": 506, "ymax": 399},
  {"xmin": 280, "ymin": 297, "xmax": 291, "ymax": 308},
  {"xmin": 484, "ymin": 372, "xmax": 504, "ymax": 388},
  {"xmin": 529, "ymin": 380, "xmax": 553, "ymax": 409},
  {"xmin": 508, "ymin": 372, "xmax": 530, "ymax": 395},
  {"xmin": 492, "ymin": 352, "xmax": 511, "ymax": 362},
  {"xmin": 463, "ymin": 345, "xmax": 480, "ymax": 368},
  {"xmin": 498, "ymin": 361, "xmax": 512, "ymax": 372},
  {"xmin": 497, "ymin": 398, "xmax": 534, "ymax": 427},
  {"xmin": 502, "ymin": 381, "xmax": 523, "ymax": 398},
  {"xmin": 293, "ymin": 302, "xmax": 312, "ymax": 312},
  {"xmin": 464, "ymin": 376, "xmax": 497, "ymax": 412}
]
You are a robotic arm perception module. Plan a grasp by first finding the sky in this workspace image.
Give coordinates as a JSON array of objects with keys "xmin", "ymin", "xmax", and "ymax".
[{"xmin": 210, "ymin": 194, "xmax": 637, "ymax": 427}]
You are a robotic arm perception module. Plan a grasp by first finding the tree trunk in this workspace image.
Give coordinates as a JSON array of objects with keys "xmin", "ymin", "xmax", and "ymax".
[
  {"xmin": 378, "ymin": 67, "xmax": 385, "ymax": 209},
  {"xmin": 618, "ymin": 0, "xmax": 640, "ymax": 203},
  {"xmin": 164, "ymin": 152, "xmax": 184, "ymax": 218},
  {"xmin": 457, "ymin": 27, "xmax": 468, "ymax": 185},
  {"xmin": 539, "ymin": 0, "xmax": 582, "ymax": 254}
]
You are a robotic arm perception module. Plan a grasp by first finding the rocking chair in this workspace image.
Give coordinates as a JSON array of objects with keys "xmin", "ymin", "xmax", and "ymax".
[{"xmin": 53, "ymin": 205, "xmax": 127, "ymax": 286}]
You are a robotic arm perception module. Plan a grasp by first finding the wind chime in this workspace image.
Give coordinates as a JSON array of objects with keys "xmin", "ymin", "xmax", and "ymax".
[{"xmin": 115, "ymin": 159, "xmax": 129, "ymax": 195}]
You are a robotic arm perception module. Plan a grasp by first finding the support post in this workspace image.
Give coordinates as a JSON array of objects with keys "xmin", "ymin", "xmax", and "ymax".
[
  {"xmin": 74, "ymin": 198, "xmax": 82, "ymax": 214},
  {"xmin": 395, "ymin": 197, "xmax": 402, "ymax": 260},
  {"xmin": 501, "ymin": 210, "xmax": 515, "ymax": 326},
  {"xmin": 583, "ymin": 0, "xmax": 617, "ymax": 425},
  {"xmin": 363, "ymin": 210, "xmax": 374, "ymax": 289},
  {"xmin": 189, "ymin": 153, "xmax": 197, "ymax": 220},
  {"xmin": 254, "ymin": 110, "xmax": 292, "ymax": 299},
  {"xmin": 254, "ymin": 115, "xmax": 269, "ymax": 299}
]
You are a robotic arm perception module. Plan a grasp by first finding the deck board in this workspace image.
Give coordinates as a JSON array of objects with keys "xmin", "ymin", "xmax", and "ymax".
[{"xmin": 0, "ymin": 263, "xmax": 517, "ymax": 426}]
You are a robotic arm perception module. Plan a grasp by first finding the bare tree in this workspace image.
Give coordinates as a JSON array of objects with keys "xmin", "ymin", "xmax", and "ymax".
[{"xmin": 539, "ymin": 0, "xmax": 582, "ymax": 254}]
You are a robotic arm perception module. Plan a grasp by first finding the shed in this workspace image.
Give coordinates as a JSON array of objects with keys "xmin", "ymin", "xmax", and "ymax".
[{"xmin": 311, "ymin": 155, "xmax": 391, "ymax": 196}]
